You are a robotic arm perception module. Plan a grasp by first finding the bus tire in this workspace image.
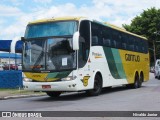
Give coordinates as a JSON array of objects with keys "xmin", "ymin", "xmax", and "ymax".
[
  {"xmin": 46, "ymin": 91, "xmax": 61, "ymax": 97},
  {"xmin": 132, "ymin": 73, "xmax": 139, "ymax": 89},
  {"xmin": 127, "ymin": 73, "xmax": 139, "ymax": 89},
  {"xmin": 86, "ymin": 74, "xmax": 102, "ymax": 96},
  {"xmin": 139, "ymin": 72, "xmax": 143, "ymax": 88}
]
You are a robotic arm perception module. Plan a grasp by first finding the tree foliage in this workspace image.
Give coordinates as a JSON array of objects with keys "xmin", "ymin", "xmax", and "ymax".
[
  {"xmin": 123, "ymin": 7, "xmax": 160, "ymax": 64},
  {"xmin": 123, "ymin": 7, "xmax": 160, "ymax": 40}
]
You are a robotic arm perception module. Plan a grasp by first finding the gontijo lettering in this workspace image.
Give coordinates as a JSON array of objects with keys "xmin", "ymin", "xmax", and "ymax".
[{"xmin": 125, "ymin": 54, "xmax": 140, "ymax": 62}]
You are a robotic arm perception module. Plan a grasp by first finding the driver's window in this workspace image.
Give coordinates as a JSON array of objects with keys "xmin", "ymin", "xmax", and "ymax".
[{"xmin": 78, "ymin": 20, "xmax": 90, "ymax": 68}]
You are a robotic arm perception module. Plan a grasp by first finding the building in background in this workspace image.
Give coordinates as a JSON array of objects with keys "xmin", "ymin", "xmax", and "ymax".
[
  {"xmin": 0, "ymin": 53, "xmax": 21, "ymax": 64},
  {"xmin": 0, "ymin": 40, "xmax": 22, "ymax": 65}
]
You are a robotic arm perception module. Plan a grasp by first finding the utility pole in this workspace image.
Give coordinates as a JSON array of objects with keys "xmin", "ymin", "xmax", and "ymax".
[{"xmin": 153, "ymin": 40, "xmax": 156, "ymax": 64}]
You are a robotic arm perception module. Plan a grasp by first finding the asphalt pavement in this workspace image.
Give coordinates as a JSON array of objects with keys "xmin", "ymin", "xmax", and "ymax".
[{"xmin": 0, "ymin": 73, "xmax": 160, "ymax": 120}]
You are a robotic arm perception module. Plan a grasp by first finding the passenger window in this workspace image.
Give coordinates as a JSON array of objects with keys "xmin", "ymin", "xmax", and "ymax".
[
  {"xmin": 91, "ymin": 22, "xmax": 103, "ymax": 46},
  {"xmin": 103, "ymin": 38, "xmax": 111, "ymax": 46},
  {"xmin": 121, "ymin": 33, "xmax": 127, "ymax": 50},
  {"xmin": 92, "ymin": 36, "xmax": 98, "ymax": 45},
  {"xmin": 102, "ymin": 27, "xmax": 112, "ymax": 47}
]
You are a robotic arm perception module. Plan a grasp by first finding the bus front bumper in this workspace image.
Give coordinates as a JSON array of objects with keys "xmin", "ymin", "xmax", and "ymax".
[{"xmin": 23, "ymin": 81, "xmax": 78, "ymax": 92}]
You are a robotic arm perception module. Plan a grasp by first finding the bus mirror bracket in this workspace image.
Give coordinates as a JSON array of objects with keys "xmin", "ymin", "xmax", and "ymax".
[{"xmin": 73, "ymin": 32, "xmax": 79, "ymax": 50}]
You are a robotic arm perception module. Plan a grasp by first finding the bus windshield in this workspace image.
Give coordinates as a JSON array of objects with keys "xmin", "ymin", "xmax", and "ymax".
[
  {"xmin": 23, "ymin": 21, "xmax": 77, "ymax": 71},
  {"xmin": 23, "ymin": 38, "xmax": 76, "ymax": 71},
  {"xmin": 25, "ymin": 21, "xmax": 77, "ymax": 39}
]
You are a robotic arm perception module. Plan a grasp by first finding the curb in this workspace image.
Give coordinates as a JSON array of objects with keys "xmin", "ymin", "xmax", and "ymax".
[{"xmin": 0, "ymin": 94, "xmax": 46, "ymax": 100}]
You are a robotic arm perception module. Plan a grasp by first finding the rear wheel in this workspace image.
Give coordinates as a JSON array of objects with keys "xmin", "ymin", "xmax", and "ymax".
[
  {"xmin": 86, "ymin": 74, "xmax": 102, "ymax": 96},
  {"xmin": 133, "ymin": 73, "xmax": 139, "ymax": 88},
  {"xmin": 139, "ymin": 73, "xmax": 143, "ymax": 88},
  {"xmin": 127, "ymin": 73, "xmax": 139, "ymax": 89},
  {"xmin": 46, "ymin": 91, "xmax": 61, "ymax": 97}
]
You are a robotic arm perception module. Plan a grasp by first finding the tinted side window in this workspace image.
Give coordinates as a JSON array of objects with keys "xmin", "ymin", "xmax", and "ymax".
[
  {"xmin": 91, "ymin": 22, "xmax": 148, "ymax": 54},
  {"xmin": 121, "ymin": 33, "xmax": 128, "ymax": 50},
  {"xmin": 102, "ymin": 27, "xmax": 112, "ymax": 47},
  {"xmin": 129, "ymin": 36, "xmax": 135, "ymax": 51},
  {"xmin": 111, "ymin": 29, "xmax": 118, "ymax": 48},
  {"xmin": 134, "ymin": 37, "xmax": 139, "ymax": 52},
  {"xmin": 144, "ymin": 40, "xmax": 148, "ymax": 53},
  {"xmin": 117, "ymin": 32, "xmax": 122, "ymax": 49},
  {"xmin": 91, "ymin": 22, "xmax": 103, "ymax": 46}
]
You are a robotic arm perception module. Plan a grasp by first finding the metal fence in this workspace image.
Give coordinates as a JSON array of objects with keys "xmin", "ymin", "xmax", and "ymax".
[{"xmin": 0, "ymin": 71, "xmax": 22, "ymax": 88}]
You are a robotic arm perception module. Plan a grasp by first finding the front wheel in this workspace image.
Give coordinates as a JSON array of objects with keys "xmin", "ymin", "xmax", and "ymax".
[
  {"xmin": 46, "ymin": 91, "xmax": 62, "ymax": 97},
  {"xmin": 86, "ymin": 74, "xmax": 102, "ymax": 96}
]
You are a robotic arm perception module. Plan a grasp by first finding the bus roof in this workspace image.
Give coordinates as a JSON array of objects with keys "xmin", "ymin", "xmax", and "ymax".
[
  {"xmin": 28, "ymin": 16, "xmax": 86, "ymax": 24},
  {"xmin": 28, "ymin": 16, "xmax": 147, "ymax": 40}
]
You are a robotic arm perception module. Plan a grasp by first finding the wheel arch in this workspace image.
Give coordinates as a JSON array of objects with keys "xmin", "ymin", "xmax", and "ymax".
[
  {"xmin": 92, "ymin": 69, "xmax": 103, "ymax": 87},
  {"xmin": 86, "ymin": 69, "xmax": 103, "ymax": 96}
]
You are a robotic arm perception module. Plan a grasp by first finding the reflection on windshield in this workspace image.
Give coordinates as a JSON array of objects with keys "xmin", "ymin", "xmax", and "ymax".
[
  {"xmin": 47, "ymin": 38, "xmax": 75, "ymax": 70},
  {"xmin": 23, "ymin": 38, "xmax": 76, "ymax": 71},
  {"xmin": 23, "ymin": 40, "xmax": 45, "ymax": 70},
  {"xmin": 25, "ymin": 21, "xmax": 77, "ymax": 39}
]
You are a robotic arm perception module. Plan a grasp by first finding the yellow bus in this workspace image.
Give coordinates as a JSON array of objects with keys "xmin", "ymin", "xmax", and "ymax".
[{"xmin": 22, "ymin": 17, "xmax": 149, "ymax": 97}]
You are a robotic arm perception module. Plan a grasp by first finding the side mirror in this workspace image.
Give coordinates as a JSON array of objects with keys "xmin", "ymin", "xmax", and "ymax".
[
  {"xmin": 21, "ymin": 37, "xmax": 25, "ymax": 41},
  {"xmin": 73, "ymin": 32, "xmax": 79, "ymax": 50}
]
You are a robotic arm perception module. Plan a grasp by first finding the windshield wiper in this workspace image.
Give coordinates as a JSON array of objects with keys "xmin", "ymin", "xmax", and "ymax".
[{"xmin": 32, "ymin": 51, "xmax": 44, "ymax": 70}]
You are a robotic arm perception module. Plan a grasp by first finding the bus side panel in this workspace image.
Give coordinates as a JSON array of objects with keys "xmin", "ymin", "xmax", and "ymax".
[
  {"xmin": 89, "ymin": 46, "xmax": 128, "ymax": 87},
  {"xmin": 119, "ymin": 50, "xmax": 149, "ymax": 83},
  {"xmin": 77, "ymin": 46, "xmax": 129, "ymax": 91}
]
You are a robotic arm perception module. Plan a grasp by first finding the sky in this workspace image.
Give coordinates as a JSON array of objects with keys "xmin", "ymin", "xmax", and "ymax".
[{"xmin": 0, "ymin": 0, "xmax": 160, "ymax": 40}]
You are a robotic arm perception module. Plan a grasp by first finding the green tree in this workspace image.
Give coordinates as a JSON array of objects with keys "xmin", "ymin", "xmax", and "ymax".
[{"xmin": 123, "ymin": 7, "xmax": 160, "ymax": 65}]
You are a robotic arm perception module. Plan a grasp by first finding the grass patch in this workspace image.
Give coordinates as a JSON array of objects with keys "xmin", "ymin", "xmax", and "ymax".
[
  {"xmin": 0, "ymin": 88, "xmax": 17, "ymax": 91},
  {"xmin": 0, "ymin": 88, "xmax": 45, "ymax": 96}
]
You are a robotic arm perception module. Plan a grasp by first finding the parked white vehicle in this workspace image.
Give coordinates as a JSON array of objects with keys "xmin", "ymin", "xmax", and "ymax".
[
  {"xmin": 155, "ymin": 59, "xmax": 160, "ymax": 79},
  {"xmin": 18, "ymin": 64, "xmax": 22, "ymax": 70},
  {"xmin": 0, "ymin": 64, "xmax": 3, "ymax": 71}
]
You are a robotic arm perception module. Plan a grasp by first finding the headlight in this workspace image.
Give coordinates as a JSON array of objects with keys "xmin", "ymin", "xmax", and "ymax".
[
  {"xmin": 61, "ymin": 76, "xmax": 77, "ymax": 81},
  {"xmin": 23, "ymin": 77, "xmax": 32, "ymax": 82}
]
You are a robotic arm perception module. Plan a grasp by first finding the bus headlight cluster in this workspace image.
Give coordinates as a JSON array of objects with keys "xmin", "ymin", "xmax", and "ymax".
[
  {"xmin": 23, "ymin": 77, "xmax": 32, "ymax": 82},
  {"xmin": 61, "ymin": 76, "xmax": 77, "ymax": 81}
]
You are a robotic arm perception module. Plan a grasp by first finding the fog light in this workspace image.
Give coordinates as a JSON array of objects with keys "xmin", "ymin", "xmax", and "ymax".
[
  {"xmin": 61, "ymin": 76, "xmax": 77, "ymax": 81},
  {"xmin": 23, "ymin": 77, "xmax": 32, "ymax": 82}
]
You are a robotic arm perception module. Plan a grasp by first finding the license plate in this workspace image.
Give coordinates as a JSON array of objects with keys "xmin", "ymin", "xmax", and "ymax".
[{"xmin": 42, "ymin": 85, "xmax": 51, "ymax": 89}]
